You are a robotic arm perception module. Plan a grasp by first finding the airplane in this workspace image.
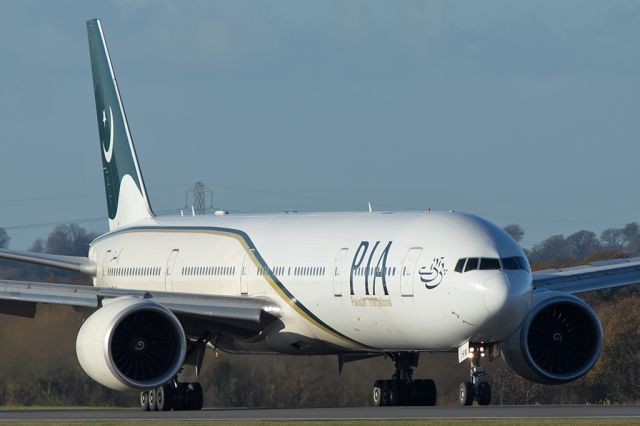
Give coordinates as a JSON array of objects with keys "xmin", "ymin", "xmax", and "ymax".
[{"xmin": 1, "ymin": 18, "xmax": 640, "ymax": 411}]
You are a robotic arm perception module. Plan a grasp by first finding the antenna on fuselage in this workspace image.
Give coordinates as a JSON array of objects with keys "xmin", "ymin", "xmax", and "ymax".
[{"xmin": 368, "ymin": 202, "xmax": 373, "ymax": 213}]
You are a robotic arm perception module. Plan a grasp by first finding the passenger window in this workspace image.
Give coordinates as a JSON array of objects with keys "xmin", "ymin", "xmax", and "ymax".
[
  {"xmin": 454, "ymin": 259, "xmax": 466, "ymax": 273},
  {"xmin": 465, "ymin": 258, "xmax": 479, "ymax": 272},
  {"xmin": 480, "ymin": 258, "xmax": 501, "ymax": 270}
]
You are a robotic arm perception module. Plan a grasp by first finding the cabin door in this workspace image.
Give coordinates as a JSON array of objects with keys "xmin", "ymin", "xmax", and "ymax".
[
  {"xmin": 400, "ymin": 247, "xmax": 422, "ymax": 297},
  {"xmin": 165, "ymin": 249, "xmax": 180, "ymax": 291},
  {"xmin": 240, "ymin": 251, "xmax": 254, "ymax": 295},
  {"xmin": 101, "ymin": 250, "xmax": 112, "ymax": 286},
  {"xmin": 332, "ymin": 248, "xmax": 349, "ymax": 296}
]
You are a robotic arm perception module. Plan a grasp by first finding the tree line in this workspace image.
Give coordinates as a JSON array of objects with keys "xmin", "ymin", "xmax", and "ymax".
[{"xmin": 0, "ymin": 223, "xmax": 638, "ymax": 406}]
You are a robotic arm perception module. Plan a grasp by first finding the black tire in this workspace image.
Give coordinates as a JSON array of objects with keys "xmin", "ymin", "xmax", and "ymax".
[
  {"xmin": 372, "ymin": 380, "xmax": 384, "ymax": 406},
  {"xmin": 408, "ymin": 380, "xmax": 421, "ymax": 406},
  {"xmin": 172, "ymin": 383, "xmax": 188, "ymax": 411},
  {"xmin": 187, "ymin": 382, "xmax": 204, "ymax": 410},
  {"xmin": 392, "ymin": 382, "xmax": 409, "ymax": 406},
  {"xmin": 458, "ymin": 382, "xmax": 474, "ymax": 406},
  {"xmin": 140, "ymin": 391, "xmax": 150, "ymax": 411},
  {"xmin": 478, "ymin": 381, "xmax": 491, "ymax": 406},
  {"xmin": 156, "ymin": 384, "xmax": 174, "ymax": 411},
  {"xmin": 388, "ymin": 383, "xmax": 399, "ymax": 406},
  {"xmin": 422, "ymin": 379, "xmax": 437, "ymax": 406},
  {"xmin": 147, "ymin": 388, "xmax": 158, "ymax": 411},
  {"xmin": 381, "ymin": 380, "xmax": 390, "ymax": 406}
]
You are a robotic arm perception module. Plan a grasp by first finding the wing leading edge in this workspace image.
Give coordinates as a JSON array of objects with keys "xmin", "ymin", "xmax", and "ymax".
[
  {"xmin": 533, "ymin": 256, "xmax": 640, "ymax": 294},
  {"xmin": 0, "ymin": 279, "xmax": 281, "ymax": 339},
  {"xmin": 0, "ymin": 249, "xmax": 97, "ymax": 276}
]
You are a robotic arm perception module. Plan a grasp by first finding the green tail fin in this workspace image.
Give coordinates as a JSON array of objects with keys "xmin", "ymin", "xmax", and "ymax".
[{"xmin": 87, "ymin": 19, "xmax": 153, "ymax": 230}]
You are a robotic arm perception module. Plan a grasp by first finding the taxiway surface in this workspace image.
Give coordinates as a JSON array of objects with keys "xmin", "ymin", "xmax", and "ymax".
[{"xmin": 0, "ymin": 405, "xmax": 639, "ymax": 422}]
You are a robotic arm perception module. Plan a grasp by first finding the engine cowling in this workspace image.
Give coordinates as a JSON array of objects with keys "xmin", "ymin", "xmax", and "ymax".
[
  {"xmin": 501, "ymin": 291, "xmax": 603, "ymax": 384},
  {"xmin": 76, "ymin": 297, "xmax": 186, "ymax": 392}
]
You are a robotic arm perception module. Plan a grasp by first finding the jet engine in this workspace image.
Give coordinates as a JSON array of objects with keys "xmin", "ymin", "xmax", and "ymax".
[
  {"xmin": 76, "ymin": 296, "xmax": 186, "ymax": 392},
  {"xmin": 501, "ymin": 291, "xmax": 603, "ymax": 385}
]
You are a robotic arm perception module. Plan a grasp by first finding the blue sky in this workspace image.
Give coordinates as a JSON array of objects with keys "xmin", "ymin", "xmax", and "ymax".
[{"xmin": 1, "ymin": 1, "xmax": 639, "ymax": 249}]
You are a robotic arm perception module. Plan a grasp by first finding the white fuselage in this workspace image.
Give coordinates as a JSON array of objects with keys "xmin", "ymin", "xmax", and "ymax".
[{"xmin": 89, "ymin": 210, "xmax": 533, "ymax": 355}]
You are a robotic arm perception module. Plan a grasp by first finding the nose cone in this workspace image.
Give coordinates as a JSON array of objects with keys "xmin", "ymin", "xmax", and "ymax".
[
  {"xmin": 483, "ymin": 273, "xmax": 509, "ymax": 315},
  {"xmin": 475, "ymin": 271, "xmax": 532, "ymax": 342}
]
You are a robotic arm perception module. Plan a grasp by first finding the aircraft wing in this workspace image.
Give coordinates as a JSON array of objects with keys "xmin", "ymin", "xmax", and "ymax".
[
  {"xmin": 0, "ymin": 279, "xmax": 280, "ymax": 339},
  {"xmin": 0, "ymin": 248, "xmax": 97, "ymax": 275},
  {"xmin": 532, "ymin": 256, "xmax": 640, "ymax": 294}
]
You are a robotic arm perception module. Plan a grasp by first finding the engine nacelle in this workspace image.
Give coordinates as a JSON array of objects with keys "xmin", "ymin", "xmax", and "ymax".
[
  {"xmin": 501, "ymin": 291, "xmax": 603, "ymax": 385},
  {"xmin": 76, "ymin": 297, "xmax": 186, "ymax": 392}
]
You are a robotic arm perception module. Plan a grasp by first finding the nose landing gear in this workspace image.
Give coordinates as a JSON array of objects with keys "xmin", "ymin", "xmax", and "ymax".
[
  {"xmin": 372, "ymin": 352, "xmax": 437, "ymax": 406},
  {"xmin": 459, "ymin": 343, "xmax": 493, "ymax": 406}
]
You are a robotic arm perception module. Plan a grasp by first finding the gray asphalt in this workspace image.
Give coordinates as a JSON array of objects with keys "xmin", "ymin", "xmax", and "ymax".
[{"xmin": 0, "ymin": 405, "xmax": 639, "ymax": 421}]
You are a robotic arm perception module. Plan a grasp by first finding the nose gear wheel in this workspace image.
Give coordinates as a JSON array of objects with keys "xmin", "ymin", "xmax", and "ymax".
[{"xmin": 459, "ymin": 343, "xmax": 493, "ymax": 406}]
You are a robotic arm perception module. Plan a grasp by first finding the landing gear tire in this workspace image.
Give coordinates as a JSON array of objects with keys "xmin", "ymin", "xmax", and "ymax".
[
  {"xmin": 140, "ymin": 391, "xmax": 150, "ymax": 411},
  {"xmin": 156, "ymin": 384, "xmax": 174, "ymax": 411},
  {"xmin": 478, "ymin": 381, "xmax": 491, "ymax": 406},
  {"xmin": 388, "ymin": 383, "xmax": 402, "ymax": 406},
  {"xmin": 459, "ymin": 382, "xmax": 474, "ymax": 406},
  {"xmin": 147, "ymin": 388, "xmax": 158, "ymax": 411},
  {"xmin": 372, "ymin": 380, "xmax": 384, "ymax": 406},
  {"xmin": 372, "ymin": 380, "xmax": 391, "ymax": 407},
  {"xmin": 416, "ymin": 379, "xmax": 436, "ymax": 406},
  {"xmin": 187, "ymin": 382, "xmax": 204, "ymax": 410}
]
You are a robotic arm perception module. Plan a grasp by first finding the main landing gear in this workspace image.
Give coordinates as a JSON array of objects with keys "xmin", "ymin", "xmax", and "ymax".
[
  {"xmin": 140, "ymin": 380, "xmax": 204, "ymax": 411},
  {"xmin": 372, "ymin": 352, "xmax": 436, "ymax": 406},
  {"xmin": 459, "ymin": 343, "xmax": 492, "ymax": 406},
  {"xmin": 140, "ymin": 334, "xmax": 210, "ymax": 411}
]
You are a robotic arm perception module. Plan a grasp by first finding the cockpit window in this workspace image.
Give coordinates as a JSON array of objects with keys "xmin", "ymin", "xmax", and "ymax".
[
  {"xmin": 501, "ymin": 257, "xmax": 520, "ymax": 270},
  {"xmin": 479, "ymin": 258, "xmax": 501, "ymax": 270},
  {"xmin": 454, "ymin": 256, "xmax": 531, "ymax": 273},
  {"xmin": 464, "ymin": 258, "xmax": 479, "ymax": 272},
  {"xmin": 515, "ymin": 256, "xmax": 531, "ymax": 272}
]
